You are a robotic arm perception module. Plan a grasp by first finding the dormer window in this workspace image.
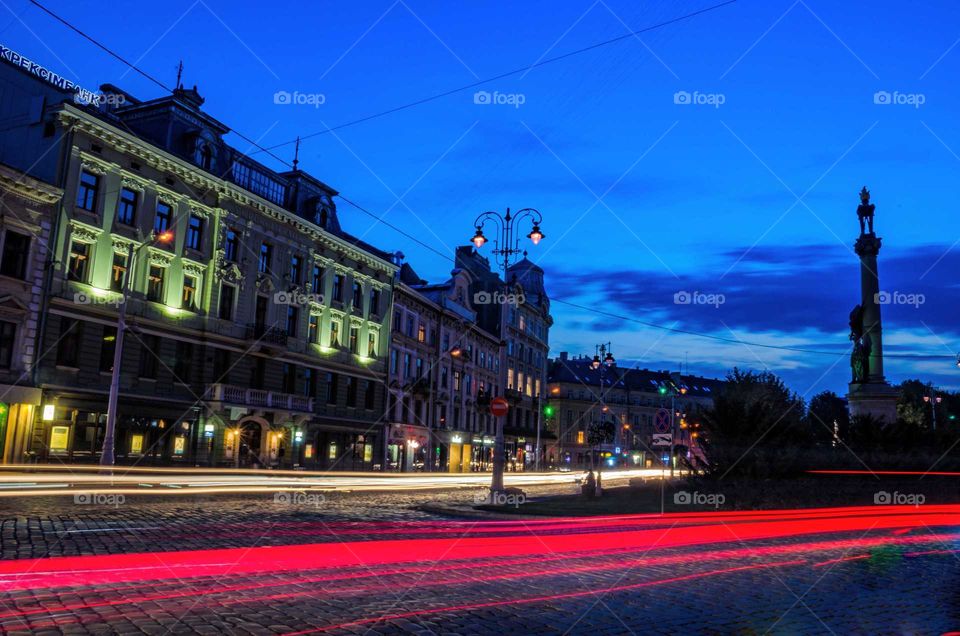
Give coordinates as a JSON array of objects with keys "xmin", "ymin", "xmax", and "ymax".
[{"xmin": 196, "ymin": 142, "xmax": 213, "ymax": 171}]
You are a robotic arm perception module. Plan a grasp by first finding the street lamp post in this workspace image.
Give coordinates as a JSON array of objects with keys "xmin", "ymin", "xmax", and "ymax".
[
  {"xmin": 590, "ymin": 343, "xmax": 615, "ymax": 470},
  {"xmin": 924, "ymin": 384, "xmax": 942, "ymax": 432},
  {"xmin": 470, "ymin": 207, "xmax": 544, "ymax": 496},
  {"xmin": 100, "ymin": 230, "xmax": 173, "ymax": 466}
]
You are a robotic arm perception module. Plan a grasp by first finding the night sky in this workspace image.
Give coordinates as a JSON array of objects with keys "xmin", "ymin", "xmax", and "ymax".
[{"xmin": 4, "ymin": 0, "xmax": 957, "ymax": 395}]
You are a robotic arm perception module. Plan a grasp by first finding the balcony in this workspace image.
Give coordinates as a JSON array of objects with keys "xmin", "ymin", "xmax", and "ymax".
[
  {"xmin": 246, "ymin": 323, "xmax": 289, "ymax": 347},
  {"xmin": 205, "ymin": 383, "xmax": 314, "ymax": 413}
]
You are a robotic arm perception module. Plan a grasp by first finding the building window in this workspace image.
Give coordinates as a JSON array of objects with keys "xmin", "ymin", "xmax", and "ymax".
[
  {"xmin": 282, "ymin": 363, "xmax": 296, "ymax": 394},
  {"xmin": 326, "ymin": 373, "xmax": 338, "ymax": 404},
  {"xmin": 99, "ymin": 326, "xmax": 117, "ymax": 373},
  {"xmin": 390, "ymin": 349, "xmax": 398, "ymax": 374},
  {"xmin": 332, "ymin": 274, "xmax": 343, "ymax": 301},
  {"xmin": 345, "ymin": 376, "xmax": 357, "ymax": 407},
  {"xmin": 417, "ymin": 324, "xmax": 426, "ymax": 343},
  {"xmin": 304, "ymin": 367, "xmax": 316, "ymax": 398},
  {"xmin": 289, "ymin": 254, "xmax": 302, "ymax": 285},
  {"xmin": 308, "ymin": 314, "xmax": 319, "ymax": 343},
  {"xmin": 349, "ymin": 326, "xmax": 359, "ymax": 353},
  {"xmin": 185, "ymin": 215, "xmax": 203, "ymax": 250},
  {"xmin": 174, "ymin": 341, "xmax": 193, "ymax": 382},
  {"xmin": 286, "ymin": 306, "xmax": 299, "ymax": 337},
  {"xmin": 364, "ymin": 381, "xmax": 376, "ymax": 410},
  {"xmin": 329, "ymin": 320, "xmax": 340, "ymax": 347},
  {"xmin": 76, "ymin": 171, "xmax": 99, "ymax": 211},
  {"xmin": 56, "ymin": 318, "xmax": 80, "ymax": 367},
  {"xmin": 369, "ymin": 288, "xmax": 380, "ymax": 315},
  {"xmin": 403, "ymin": 353, "xmax": 411, "ymax": 379},
  {"xmin": 147, "ymin": 266, "xmax": 165, "ymax": 302},
  {"xmin": 258, "ymin": 242, "xmax": 272, "ymax": 274},
  {"xmin": 577, "ymin": 431, "xmax": 585, "ymax": 445},
  {"xmin": 393, "ymin": 310, "xmax": 402, "ymax": 332},
  {"xmin": 224, "ymin": 229, "xmax": 239, "ymax": 262},
  {"xmin": 67, "ymin": 242, "xmax": 90, "ymax": 282},
  {"xmin": 0, "ymin": 321, "xmax": 16, "ymax": 368},
  {"xmin": 440, "ymin": 366, "xmax": 448, "ymax": 389},
  {"xmin": 213, "ymin": 348, "xmax": 230, "ymax": 382},
  {"xmin": 110, "ymin": 252, "xmax": 128, "ymax": 292},
  {"xmin": 0, "ymin": 231, "xmax": 30, "ymax": 279},
  {"xmin": 139, "ymin": 334, "xmax": 160, "ymax": 379},
  {"xmin": 251, "ymin": 358, "xmax": 266, "ymax": 389},
  {"xmin": 367, "ymin": 332, "xmax": 377, "ymax": 357},
  {"xmin": 154, "ymin": 202, "xmax": 172, "ymax": 234},
  {"xmin": 182, "ymin": 275, "xmax": 197, "ymax": 309},
  {"xmin": 117, "ymin": 188, "xmax": 137, "ymax": 225},
  {"xmin": 454, "ymin": 370, "xmax": 462, "ymax": 391},
  {"xmin": 311, "ymin": 265, "xmax": 323, "ymax": 292},
  {"xmin": 218, "ymin": 284, "xmax": 235, "ymax": 320},
  {"xmin": 351, "ymin": 281, "xmax": 362, "ymax": 309},
  {"xmin": 415, "ymin": 357, "xmax": 423, "ymax": 378}
]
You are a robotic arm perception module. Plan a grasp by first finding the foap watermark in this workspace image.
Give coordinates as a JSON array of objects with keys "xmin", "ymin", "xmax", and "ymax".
[
  {"xmin": 874, "ymin": 490, "xmax": 925, "ymax": 506},
  {"xmin": 473, "ymin": 489, "xmax": 525, "ymax": 508},
  {"xmin": 873, "ymin": 91, "xmax": 925, "ymax": 108},
  {"xmin": 673, "ymin": 290, "xmax": 725, "ymax": 308},
  {"xmin": 273, "ymin": 90, "xmax": 326, "ymax": 108},
  {"xmin": 674, "ymin": 490, "xmax": 726, "ymax": 508},
  {"xmin": 74, "ymin": 493, "xmax": 125, "ymax": 508},
  {"xmin": 674, "ymin": 90, "xmax": 725, "ymax": 108},
  {"xmin": 473, "ymin": 290, "xmax": 525, "ymax": 306},
  {"xmin": 274, "ymin": 291, "xmax": 323, "ymax": 306},
  {"xmin": 75, "ymin": 91, "xmax": 126, "ymax": 107},
  {"xmin": 273, "ymin": 491, "xmax": 326, "ymax": 508},
  {"xmin": 473, "ymin": 90, "xmax": 526, "ymax": 108},
  {"xmin": 875, "ymin": 290, "xmax": 924, "ymax": 308},
  {"xmin": 74, "ymin": 291, "xmax": 125, "ymax": 307}
]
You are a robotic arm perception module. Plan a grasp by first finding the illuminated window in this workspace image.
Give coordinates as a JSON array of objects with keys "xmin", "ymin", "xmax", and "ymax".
[
  {"xmin": 577, "ymin": 431, "xmax": 585, "ymax": 444},
  {"xmin": 111, "ymin": 252, "xmax": 128, "ymax": 292},
  {"xmin": 67, "ymin": 242, "xmax": 90, "ymax": 282},
  {"xmin": 182, "ymin": 275, "xmax": 197, "ymax": 308}
]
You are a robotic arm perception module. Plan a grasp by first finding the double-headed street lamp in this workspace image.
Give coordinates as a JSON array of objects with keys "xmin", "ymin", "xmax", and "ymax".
[
  {"xmin": 590, "ymin": 343, "xmax": 615, "ymax": 470},
  {"xmin": 100, "ymin": 229, "xmax": 174, "ymax": 466},
  {"xmin": 924, "ymin": 384, "xmax": 943, "ymax": 432},
  {"xmin": 469, "ymin": 208, "xmax": 544, "ymax": 495}
]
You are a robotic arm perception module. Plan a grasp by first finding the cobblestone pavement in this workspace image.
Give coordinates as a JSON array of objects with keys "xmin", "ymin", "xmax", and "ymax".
[{"xmin": 1, "ymin": 490, "xmax": 959, "ymax": 635}]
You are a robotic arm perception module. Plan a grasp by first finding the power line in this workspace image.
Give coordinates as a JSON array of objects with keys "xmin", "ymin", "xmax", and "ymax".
[{"xmin": 252, "ymin": 0, "xmax": 739, "ymax": 154}]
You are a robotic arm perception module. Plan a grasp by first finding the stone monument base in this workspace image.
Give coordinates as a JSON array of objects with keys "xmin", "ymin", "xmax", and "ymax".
[{"xmin": 847, "ymin": 381, "xmax": 899, "ymax": 423}]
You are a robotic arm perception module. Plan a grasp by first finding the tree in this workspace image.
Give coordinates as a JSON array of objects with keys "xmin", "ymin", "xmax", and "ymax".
[
  {"xmin": 587, "ymin": 419, "xmax": 615, "ymax": 470},
  {"xmin": 697, "ymin": 369, "xmax": 808, "ymax": 479},
  {"xmin": 806, "ymin": 390, "xmax": 849, "ymax": 445}
]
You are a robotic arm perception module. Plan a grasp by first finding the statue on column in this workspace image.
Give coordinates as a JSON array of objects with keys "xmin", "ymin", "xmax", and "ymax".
[
  {"xmin": 849, "ymin": 304, "xmax": 870, "ymax": 382},
  {"xmin": 857, "ymin": 186, "xmax": 875, "ymax": 235}
]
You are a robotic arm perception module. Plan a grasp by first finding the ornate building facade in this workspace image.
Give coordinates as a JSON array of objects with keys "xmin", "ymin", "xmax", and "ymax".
[{"xmin": 0, "ymin": 51, "xmax": 395, "ymax": 468}]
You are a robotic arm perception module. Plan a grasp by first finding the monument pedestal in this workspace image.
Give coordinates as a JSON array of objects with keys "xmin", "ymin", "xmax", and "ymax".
[{"xmin": 847, "ymin": 381, "xmax": 899, "ymax": 423}]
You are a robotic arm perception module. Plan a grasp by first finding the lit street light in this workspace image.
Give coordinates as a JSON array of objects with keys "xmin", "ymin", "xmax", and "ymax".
[{"xmin": 470, "ymin": 207, "xmax": 544, "ymax": 496}]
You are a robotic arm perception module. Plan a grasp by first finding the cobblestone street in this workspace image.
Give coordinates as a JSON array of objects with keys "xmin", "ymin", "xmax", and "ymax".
[{"xmin": 2, "ymin": 489, "xmax": 959, "ymax": 635}]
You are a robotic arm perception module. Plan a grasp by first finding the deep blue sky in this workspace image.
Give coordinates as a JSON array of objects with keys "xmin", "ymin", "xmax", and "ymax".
[{"xmin": 4, "ymin": 0, "xmax": 958, "ymax": 396}]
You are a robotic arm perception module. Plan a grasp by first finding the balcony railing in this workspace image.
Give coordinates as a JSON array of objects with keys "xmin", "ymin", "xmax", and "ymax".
[
  {"xmin": 245, "ymin": 323, "xmax": 289, "ymax": 346},
  {"xmin": 205, "ymin": 383, "xmax": 313, "ymax": 413}
]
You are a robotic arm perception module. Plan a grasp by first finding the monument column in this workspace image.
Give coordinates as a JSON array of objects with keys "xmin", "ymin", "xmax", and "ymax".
[
  {"xmin": 846, "ymin": 187, "xmax": 899, "ymax": 423},
  {"xmin": 855, "ymin": 232, "xmax": 885, "ymax": 382}
]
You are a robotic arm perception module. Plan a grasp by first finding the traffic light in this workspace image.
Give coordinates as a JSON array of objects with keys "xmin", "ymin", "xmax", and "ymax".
[
  {"xmin": 543, "ymin": 403, "xmax": 555, "ymax": 417},
  {"xmin": 658, "ymin": 385, "xmax": 667, "ymax": 395}
]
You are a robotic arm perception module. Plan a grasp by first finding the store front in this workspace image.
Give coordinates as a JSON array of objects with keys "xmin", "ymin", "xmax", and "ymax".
[
  {"xmin": 0, "ymin": 386, "xmax": 41, "ymax": 464},
  {"xmin": 386, "ymin": 423, "xmax": 429, "ymax": 471}
]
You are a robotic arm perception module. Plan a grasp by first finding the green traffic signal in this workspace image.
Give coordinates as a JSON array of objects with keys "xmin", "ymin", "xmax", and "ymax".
[{"xmin": 544, "ymin": 404, "xmax": 555, "ymax": 417}]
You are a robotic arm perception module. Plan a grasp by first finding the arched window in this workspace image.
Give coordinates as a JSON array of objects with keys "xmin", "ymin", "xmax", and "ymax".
[{"xmin": 198, "ymin": 143, "xmax": 213, "ymax": 170}]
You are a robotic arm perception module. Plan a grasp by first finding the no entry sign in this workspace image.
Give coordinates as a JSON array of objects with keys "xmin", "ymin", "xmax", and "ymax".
[{"xmin": 490, "ymin": 397, "xmax": 509, "ymax": 417}]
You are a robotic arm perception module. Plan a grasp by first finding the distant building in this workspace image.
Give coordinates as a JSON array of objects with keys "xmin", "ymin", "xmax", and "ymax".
[
  {"xmin": 0, "ymin": 46, "xmax": 395, "ymax": 468},
  {"xmin": 455, "ymin": 246, "xmax": 554, "ymax": 469},
  {"xmin": 386, "ymin": 259, "xmax": 501, "ymax": 472},
  {"xmin": 545, "ymin": 352, "xmax": 724, "ymax": 469}
]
